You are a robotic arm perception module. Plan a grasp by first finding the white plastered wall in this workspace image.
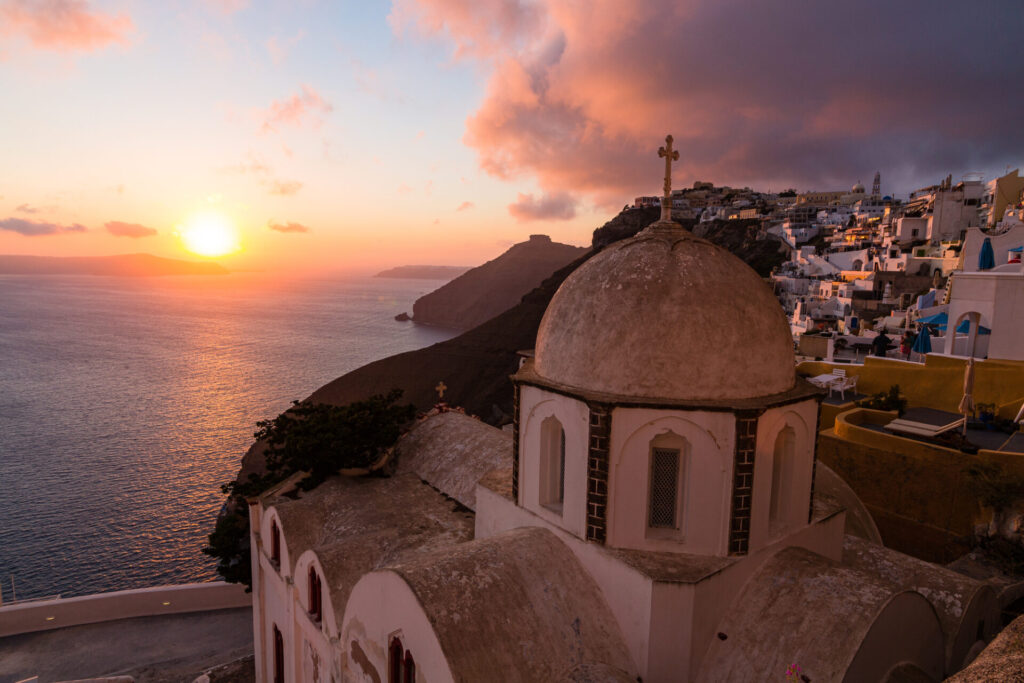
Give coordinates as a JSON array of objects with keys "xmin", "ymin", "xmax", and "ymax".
[
  {"xmin": 749, "ymin": 399, "xmax": 819, "ymax": 552},
  {"xmin": 518, "ymin": 385, "xmax": 590, "ymax": 540},
  {"xmin": 340, "ymin": 570, "xmax": 455, "ymax": 683},
  {"xmin": 255, "ymin": 505, "xmax": 294, "ymax": 683},
  {"xmin": 293, "ymin": 550, "xmax": 339, "ymax": 683},
  {"xmin": 606, "ymin": 408, "xmax": 736, "ymax": 555}
]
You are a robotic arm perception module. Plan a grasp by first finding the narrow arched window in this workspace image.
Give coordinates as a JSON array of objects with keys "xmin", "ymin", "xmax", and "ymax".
[
  {"xmin": 273, "ymin": 624, "xmax": 285, "ymax": 683},
  {"xmin": 769, "ymin": 427, "xmax": 796, "ymax": 527},
  {"xmin": 389, "ymin": 638, "xmax": 405, "ymax": 683},
  {"xmin": 403, "ymin": 651, "xmax": 416, "ymax": 683},
  {"xmin": 539, "ymin": 416, "xmax": 565, "ymax": 513},
  {"xmin": 270, "ymin": 520, "xmax": 281, "ymax": 566},
  {"xmin": 307, "ymin": 566, "xmax": 322, "ymax": 623}
]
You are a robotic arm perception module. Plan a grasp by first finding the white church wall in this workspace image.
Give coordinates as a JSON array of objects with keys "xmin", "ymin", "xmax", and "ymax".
[
  {"xmin": 748, "ymin": 400, "xmax": 819, "ymax": 552},
  {"xmin": 255, "ymin": 506, "xmax": 296, "ymax": 683},
  {"xmin": 606, "ymin": 408, "xmax": 736, "ymax": 555},
  {"xmin": 475, "ymin": 485, "xmax": 650, "ymax": 677},
  {"xmin": 341, "ymin": 570, "xmax": 455, "ymax": 683},
  {"xmin": 293, "ymin": 550, "xmax": 338, "ymax": 683},
  {"xmin": 518, "ymin": 385, "xmax": 590, "ymax": 540}
]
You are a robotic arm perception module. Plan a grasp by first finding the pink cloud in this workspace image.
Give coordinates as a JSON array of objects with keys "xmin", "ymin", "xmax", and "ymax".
[
  {"xmin": 456, "ymin": 201, "xmax": 474, "ymax": 211},
  {"xmin": 0, "ymin": 217, "xmax": 85, "ymax": 235},
  {"xmin": 0, "ymin": 0, "xmax": 133, "ymax": 52},
  {"xmin": 268, "ymin": 221, "xmax": 310, "ymax": 233},
  {"xmin": 394, "ymin": 0, "xmax": 1024, "ymax": 203},
  {"xmin": 508, "ymin": 191, "xmax": 576, "ymax": 222},
  {"xmin": 261, "ymin": 85, "xmax": 333, "ymax": 133},
  {"xmin": 267, "ymin": 180, "xmax": 303, "ymax": 196},
  {"xmin": 267, "ymin": 30, "xmax": 304, "ymax": 64},
  {"xmin": 105, "ymin": 221, "xmax": 156, "ymax": 238}
]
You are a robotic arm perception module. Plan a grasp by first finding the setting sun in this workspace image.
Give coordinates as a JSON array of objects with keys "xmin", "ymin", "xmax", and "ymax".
[{"xmin": 179, "ymin": 212, "xmax": 240, "ymax": 258}]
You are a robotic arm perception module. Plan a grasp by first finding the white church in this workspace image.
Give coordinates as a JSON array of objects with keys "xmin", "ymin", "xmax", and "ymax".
[{"xmin": 247, "ymin": 141, "xmax": 1001, "ymax": 682}]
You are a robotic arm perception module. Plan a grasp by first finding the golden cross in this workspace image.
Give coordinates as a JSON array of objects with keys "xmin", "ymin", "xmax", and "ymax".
[
  {"xmin": 435, "ymin": 381, "xmax": 447, "ymax": 400},
  {"xmin": 657, "ymin": 134, "xmax": 679, "ymax": 222}
]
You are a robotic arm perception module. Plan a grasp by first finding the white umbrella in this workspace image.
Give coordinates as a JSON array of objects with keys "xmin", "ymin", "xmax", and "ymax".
[{"xmin": 958, "ymin": 357, "xmax": 975, "ymax": 436}]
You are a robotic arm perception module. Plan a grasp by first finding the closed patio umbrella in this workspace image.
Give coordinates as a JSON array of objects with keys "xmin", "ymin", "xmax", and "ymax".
[
  {"xmin": 979, "ymin": 237, "xmax": 996, "ymax": 271},
  {"xmin": 958, "ymin": 357, "xmax": 975, "ymax": 436},
  {"xmin": 912, "ymin": 324, "xmax": 932, "ymax": 355}
]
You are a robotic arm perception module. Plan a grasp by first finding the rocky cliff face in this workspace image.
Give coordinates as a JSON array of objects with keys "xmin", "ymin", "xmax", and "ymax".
[{"xmin": 411, "ymin": 234, "xmax": 587, "ymax": 330}]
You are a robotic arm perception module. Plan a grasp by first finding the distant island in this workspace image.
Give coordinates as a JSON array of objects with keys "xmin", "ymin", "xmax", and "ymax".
[
  {"xmin": 0, "ymin": 254, "xmax": 229, "ymax": 277},
  {"xmin": 374, "ymin": 265, "xmax": 471, "ymax": 280}
]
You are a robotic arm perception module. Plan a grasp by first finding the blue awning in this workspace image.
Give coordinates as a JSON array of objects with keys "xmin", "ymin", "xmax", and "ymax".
[
  {"xmin": 955, "ymin": 320, "xmax": 991, "ymax": 335},
  {"xmin": 917, "ymin": 312, "xmax": 948, "ymax": 326}
]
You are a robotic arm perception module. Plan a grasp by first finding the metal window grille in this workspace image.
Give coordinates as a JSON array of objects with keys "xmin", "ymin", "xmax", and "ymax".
[
  {"xmin": 558, "ymin": 428, "xmax": 566, "ymax": 503},
  {"xmin": 649, "ymin": 448, "xmax": 680, "ymax": 528}
]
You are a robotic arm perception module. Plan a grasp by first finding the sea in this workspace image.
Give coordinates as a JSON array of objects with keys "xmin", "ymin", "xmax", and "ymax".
[{"xmin": 0, "ymin": 273, "xmax": 457, "ymax": 601}]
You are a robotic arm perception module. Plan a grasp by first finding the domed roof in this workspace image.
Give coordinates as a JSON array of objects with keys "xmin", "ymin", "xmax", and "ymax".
[
  {"xmin": 852, "ymin": 182, "xmax": 865, "ymax": 193},
  {"xmin": 533, "ymin": 221, "xmax": 796, "ymax": 401}
]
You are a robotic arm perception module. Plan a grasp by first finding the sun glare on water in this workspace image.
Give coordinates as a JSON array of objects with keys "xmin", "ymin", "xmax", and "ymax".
[{"xmin": 180, "ymin": 212, "xmax": 240, "ymax": 258}]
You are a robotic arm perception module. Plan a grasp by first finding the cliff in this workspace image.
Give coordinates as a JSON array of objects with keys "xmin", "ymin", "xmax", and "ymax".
[
  {"xmin": 233, "ymin": 211, "xmax": 787, "ymax": 484},
  {"xmin": 411, "ymin": 234, "xmax": 587, "ymax": 330},
  {"xmin": 0, "ymin": 254, "xmax": 229, "ymax": 277}
]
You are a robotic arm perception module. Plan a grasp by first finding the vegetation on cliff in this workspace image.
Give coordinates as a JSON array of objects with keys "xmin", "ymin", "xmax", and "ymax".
[{"xmin": 204, "ymin": 390, "xmax": 415, "ymax": 587}]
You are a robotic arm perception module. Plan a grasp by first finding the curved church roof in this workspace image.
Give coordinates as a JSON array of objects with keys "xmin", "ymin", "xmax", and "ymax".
[
  {"xmin": 386, "ymin": 527, "xmax": 635, "ymax": 682},
  {"xmin": 533, "ymin": 220, "xmax": 796, "ymax": 402}
]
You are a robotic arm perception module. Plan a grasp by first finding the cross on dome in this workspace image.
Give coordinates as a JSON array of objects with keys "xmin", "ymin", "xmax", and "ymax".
[
  {"xmin": 657, "ymin": 134, "xmax": 679, "ymax": 222},
  {"xmin": 435, "ymin": 381, "xmax": 448, "ymax": 400}
]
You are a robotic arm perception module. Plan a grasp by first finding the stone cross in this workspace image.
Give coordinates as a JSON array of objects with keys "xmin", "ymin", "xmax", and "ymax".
[
  {"xmin": 435, "ymin": 381, "xmax": 447, "ymax": 400},
  {"xmin": 658, "ymin": 134, "xmax": 679, "ymax": 222}
]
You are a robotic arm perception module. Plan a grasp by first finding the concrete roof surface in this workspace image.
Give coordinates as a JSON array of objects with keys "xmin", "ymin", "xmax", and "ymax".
[
  {"xmin": 0, "ymin": 607, "xmax": 252, "ymax": 683},
  {"xmin": 395, "ymin": 410, "xmax": 511, "ymax": 510},
  {"xmin": 267, "ymin": 472, "xmax": 474, "ymax": 618},
  {"xmin": 945, "ymin": 614, "xmax": 1024, "ymax": 682},
  {"xmin": 533, "ymin": 220, "xmax": 796, "ymax": 402},
  {"xmin": 386, "ymin": 527, "xmax": 635, "ymax": 683}
]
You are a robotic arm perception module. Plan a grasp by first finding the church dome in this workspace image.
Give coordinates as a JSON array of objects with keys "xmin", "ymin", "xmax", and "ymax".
[
  {"xmin": 852, "ymin": 182, "xmax": 865, "ymax": 193},
  {"xmin": 533, "ymin": 222, "xmax": 796, "ymax": 401}
]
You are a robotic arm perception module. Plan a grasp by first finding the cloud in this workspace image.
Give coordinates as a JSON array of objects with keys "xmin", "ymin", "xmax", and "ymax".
[
  {"xmin": 207, "ymin": 0, "xmax": 247, "ymax": 14},
  {"xmin": 397, "ymin": 183, "xmax": 413, "ymax": 195},
  {"xmin": 261, "ymin": 85, "xmax": 333, "ymax": 133},
  {"xmin": 267, "ymin": 30, "xmax": 304, "ymax": 64},
  {"xmin": 15, "ymin": 203, "xmax": 40, "ymax": 214},
  {"xmin": 267, "ymin": 180, "xmax": 303, "ymax": 196},
  {"xmin": 0, "ymin": 217, "xmax": 86, "ymax": 235},
  {"xmin": 105, "ymin": 221, "xmax": 156, "ymax": 238},
  {"xmin": 508, "ymin": 191, "xmax": 576, "ymax": 222},
  {"xmin": 393, "ymin": 0, "xmax": 1024, "ymax": 202},
  {"xmin": 0, "ymin": 0, "xmax": 133, "ymax": 52},
  {"xmin": 456, "ymin": 201, "xmax": 475, "ymax": 211},
  {"xmin": 268, "ymin": 221, "xmax": 310, "ymax": 233}
]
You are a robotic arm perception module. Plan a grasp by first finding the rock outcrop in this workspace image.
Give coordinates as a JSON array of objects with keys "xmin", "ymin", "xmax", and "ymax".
[{"xmin": 411, "ymin": 234, "xmax": 587, "ymax": 330}]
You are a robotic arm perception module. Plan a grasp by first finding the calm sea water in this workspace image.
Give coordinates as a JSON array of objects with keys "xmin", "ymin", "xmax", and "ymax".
[{"xmin": 0, "ymin": 274, "xmax": 456, "ymax": 600}]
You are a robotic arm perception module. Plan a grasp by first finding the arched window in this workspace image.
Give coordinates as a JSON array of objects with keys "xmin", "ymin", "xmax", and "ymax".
[
  {"xmin": 389, "ymin": 637, "xmax": 415, "ymax": 683},
  {"xmin": 273, "ymin": 624, "xmax": 284, "ymax": 683},
  {"xmin": 307, "ymin": 566, "xmax": 322, "ymax": 623},
  {"xmin": 539, "ymin": 416, "xmax": 565, "ymax": 513},
  {"xmin": 769, "ymin": 427, "xmax": 796, "ymax": 527},
  {"xmin": 270, "ymin": 520, "xmax": 281, "ymax": 566},
  {"xmin": 648, "ymin": 432, "xmax": 687, "ymax": 531}
]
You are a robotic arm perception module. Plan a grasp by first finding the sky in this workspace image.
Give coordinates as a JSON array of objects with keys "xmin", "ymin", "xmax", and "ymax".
[{"xmin": 1, "ymin": 0, "xmax": 1022, "ymax": 274}]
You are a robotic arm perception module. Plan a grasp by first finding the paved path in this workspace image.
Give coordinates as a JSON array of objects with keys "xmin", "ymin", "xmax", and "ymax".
[{"xmin": 0, "ymin": 607, "xmax": 253, "ymax": 683}]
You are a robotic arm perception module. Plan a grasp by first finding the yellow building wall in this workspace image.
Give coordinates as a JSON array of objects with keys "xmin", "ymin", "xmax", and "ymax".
[
  {"xmin": 817, "ymin": 408, "xmax": 1024, "ymax": 561},
  {"xmin": 799, "ymin": 355, "xmax": 1024, "ymax": 427}
]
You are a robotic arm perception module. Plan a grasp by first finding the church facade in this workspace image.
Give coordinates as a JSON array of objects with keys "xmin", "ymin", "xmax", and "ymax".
[{"xmin": 248, "ymin": 201, "xmax": 1001, "ymax": 682}]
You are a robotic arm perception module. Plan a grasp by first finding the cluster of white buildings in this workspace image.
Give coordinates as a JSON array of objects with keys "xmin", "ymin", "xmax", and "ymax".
[{"xmin": 766, "ymin": 169, "xmax": 1024, "ymax": 362}]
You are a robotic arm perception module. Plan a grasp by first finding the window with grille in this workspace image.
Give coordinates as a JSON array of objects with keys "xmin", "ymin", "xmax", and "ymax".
[{"xmin": 648, "ymin": 447, "xmax": 680, "ymax": 528}]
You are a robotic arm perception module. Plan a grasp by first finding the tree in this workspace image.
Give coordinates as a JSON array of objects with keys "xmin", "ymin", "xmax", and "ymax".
[{"xmin": 205, "ymin": 389, "xmax": 416, "ymax": 587}]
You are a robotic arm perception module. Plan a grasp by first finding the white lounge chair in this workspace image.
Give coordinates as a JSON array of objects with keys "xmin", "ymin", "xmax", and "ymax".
[{"xmin": 829, "ymin": 369, "xmax": 859, "ymax": 401}]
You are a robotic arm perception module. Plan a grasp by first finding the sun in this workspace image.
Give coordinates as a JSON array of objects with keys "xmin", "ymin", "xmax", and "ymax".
[{"xmin": 180, "ymin": 211, "xmax": 240, "ymax": 258}]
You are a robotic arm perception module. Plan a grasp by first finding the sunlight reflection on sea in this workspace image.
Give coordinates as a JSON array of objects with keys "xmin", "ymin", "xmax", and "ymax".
[{"xmin": 0, "ymin": 273, "xmax": 455, "ymax": 599}]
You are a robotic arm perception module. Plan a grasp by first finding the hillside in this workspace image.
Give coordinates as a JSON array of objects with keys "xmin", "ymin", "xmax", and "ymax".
[
  {"xmin": 375, "ymin": 265, "xmax": 471, "ymax": 280},
  {"xmin": 0, "ymin": 253, "xmax": 229, "ymax": 277},
  {"xmin": 233, "ymin": 212, "xmax": 787, "ymax": 484},
  {"xmin": 411, "ymin": 234, "xmax": 588, "ymax": 330}
]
